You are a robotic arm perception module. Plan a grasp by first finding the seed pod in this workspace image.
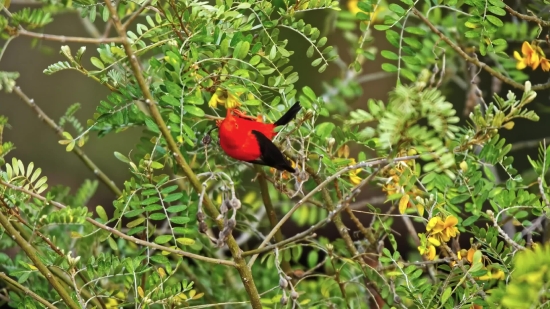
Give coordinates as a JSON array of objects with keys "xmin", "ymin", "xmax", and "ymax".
[{"xmin": 290, "ymin": 290, "xmax": 299, "ymax": 300}]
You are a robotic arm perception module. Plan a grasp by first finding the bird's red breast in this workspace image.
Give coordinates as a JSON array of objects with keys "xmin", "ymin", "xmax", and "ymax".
[{"xmin": 218, "ymin": 109, "xmax": 275, "ymax": 162}]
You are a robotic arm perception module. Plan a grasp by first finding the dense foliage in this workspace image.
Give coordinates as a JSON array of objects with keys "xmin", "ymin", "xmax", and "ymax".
[{"xmin": 1, "ymin": 0, "xmax": 550, "ymax": 308}]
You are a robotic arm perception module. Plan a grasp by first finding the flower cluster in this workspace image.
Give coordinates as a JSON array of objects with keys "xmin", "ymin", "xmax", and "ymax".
[
  {"xmin": 208, "ymin": 87, "xmax": 245, "ymax": 109},
  {"xmin": 418, "ymin": 215, "xmax": 459, "ymax": 260},
  {"xmin": 335, "ymin": 144, "xmax": 362, "ymax": 185},
  {"xmin": 514, "ymin": 41, "xmax": 550, "ymax": 72},
  {"xmin": 456, "ymin": 248, "xmax": 506, "ymax": 281},
  {"xmin": 381, "ymin": 149, "xmax": 423, "ymax": 215}
]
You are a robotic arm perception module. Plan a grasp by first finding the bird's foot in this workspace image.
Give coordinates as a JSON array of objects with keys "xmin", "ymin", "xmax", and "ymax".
[{"xmin": 232, "ymin": 109, "xmax": 263, "ymax": 122}]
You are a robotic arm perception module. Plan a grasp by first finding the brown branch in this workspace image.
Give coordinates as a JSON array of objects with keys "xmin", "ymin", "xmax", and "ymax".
[
  {"xmin": 12, "ymin": 86, "xmax": 123, "ymax": 197},
  {"xmin": 505, "ymin": 5, "xmax": 550, "ymax": 27},
  {"xmin": 16, "ymin": 29, "xmax": 123, "ymax": 43},
  {"xmin": 412, "ymin": 8, "xmax": 550, "ymax": 91}
]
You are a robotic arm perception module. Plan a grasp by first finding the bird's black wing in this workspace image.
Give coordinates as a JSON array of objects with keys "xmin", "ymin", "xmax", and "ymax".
[{"xmin": 247, "ymin": 130, "xmax": 295, "ymax": 173}]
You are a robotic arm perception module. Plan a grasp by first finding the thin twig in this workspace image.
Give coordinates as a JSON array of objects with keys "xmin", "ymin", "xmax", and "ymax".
[
  {"xmin": 487, "ymin": 210, "xmax": 526, "ymax": 251},
  {"xmin": 16, "ymin": 29, "xmax": 123, "ymax": 43},
  {"xmin": 12, "ymin": 86, "xmax": 123, "ymax": 197},
  {"xmin": 505, "ymin": 5, "xmax": 550, "ymax": 27}
]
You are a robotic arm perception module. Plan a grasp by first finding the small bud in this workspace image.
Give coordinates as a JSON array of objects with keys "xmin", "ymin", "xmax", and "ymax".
[
  {"xmin": 290, "ymin": 290, "xmax": 299, "ymax": 300},
  {"xmin": 459, "ymin": 161, "xmax": 468, "ymax": 172},
  {"xmin": 202, "ymin": 134, "xmax": 212, "ymax": 145},
  {"xmin": 327, "ymin": 137, "xmax": 335, "ymax": 148},
  {"xmin": 280, "ymin": 296, "xmax": 288, "ymax": 306},
  {"xmin": 524, "ymin": 80, "xmax": 532, "ymax": 93},
  {"xmin": 199, "ymin": 221, "xmax": 208, "ymax": 233},
  {"xmin": 229, "ymin": 198, "xmax": 241, "ymax": 209},
  {"xmin": 279, "ymin": 278, "xmax": 289, "ymax": 289},
  {"xmin": 523, "ymin": 91, "xmax": 537, "ymax": 104},
  {"xmin": 502, "ymin": 121, "xmax": 515, "ymax": 130},
  {"xmin": 196, "ymin": 211, "xmax": 206, "ymax": 222},
  {"xmin": 220, "ymin": 200, "xmax": 229, "ymax": 215},
  {"xmin": 226, "ymin": 218, "xmax": 236, "ymax": 230}
]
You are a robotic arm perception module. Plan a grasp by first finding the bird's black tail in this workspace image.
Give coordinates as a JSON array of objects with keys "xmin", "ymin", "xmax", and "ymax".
[{"xmin": 274, "ymin": 101, "xmax": 301, "ymax": 127}]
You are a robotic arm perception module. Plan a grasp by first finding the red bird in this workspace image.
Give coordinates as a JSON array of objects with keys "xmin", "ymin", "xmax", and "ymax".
[{"xmin": 215, "ymin": 102, "xmax": 301, "ymax": 173}]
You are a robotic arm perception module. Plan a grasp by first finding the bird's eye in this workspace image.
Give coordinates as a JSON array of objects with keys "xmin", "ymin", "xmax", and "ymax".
[{"xmin": 235, "ymin": 123, "xmax": 238, "ymax": 129}]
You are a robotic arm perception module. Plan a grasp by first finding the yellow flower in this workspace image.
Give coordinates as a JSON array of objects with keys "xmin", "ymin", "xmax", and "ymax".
[
  {"xmin": 208, "ymin": 88, "xmax": 242, "ymax": 109},
  {"xmin": 348, "ymin": 158, "xmax": 362, "ymax": 185},
  {"xmin": 426, "ymin": 215, "xmax": 459, "ymax": 243},
  {"xmin": 417, "ymin": 233, "xmax": 437, "ymax": 260},
  {"xmin": 513, "ymin": 41, "xmax": 550, "ymax": 71},
  {"xmin": 418, "ymin": 244, "xmax": 436, "ymax": 260}
]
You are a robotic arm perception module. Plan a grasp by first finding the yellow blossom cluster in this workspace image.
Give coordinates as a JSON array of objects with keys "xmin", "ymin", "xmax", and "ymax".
[
  {"xmin": 208, "ymin": 87, "xmax": 244, "ymax": 109},
  {"xmin": 456, "ymin": 248, "xmax": 506, "ymax": 281},
  {"xmin": 381, "ymin": 149, "xmax": 423, "ymax": 215},
  {"xmin": 418, "ymin": 215, "xmax": 459, "ymax": 260},
  {"xmin": 335, "ymin": 144, "xmax": 362, "ymax": 185},
  {"xmin": 514, "ymin": 41, "xmax": 550, "ymax": 72}
]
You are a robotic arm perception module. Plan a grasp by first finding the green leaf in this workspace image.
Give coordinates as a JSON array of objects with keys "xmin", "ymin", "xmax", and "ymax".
[
  {"xmin": 382, "ymin": 63, "xmax": 398, "ymax": 72},
  {"xmin": 315, "ymin": 122, "xmax": 335, "ymax": 139},
  {"xmin": 183, "ymin": 105, "xmax": 205, "ymax": 117},
  {"xmin": 90, "ymin": 57, "xmax": 104, "ymax": 70},
  {"xmin": 176, "ymin": 237, "xmax": 195, "ymax": 245},
  {"xmin": 311, "ymin": 58, "xmax": 322, "ymax": 67},
  {"xmin": 96, "ymin": 205, "xmax": 108, "ymax": 221},
  {"xmin": 405, "ymin": 27, "xmax": 426, "ymax": 36},
  {"xmin": 233, "ymin": 41, "xmax": 250, "ymax": 60},
  {"xmin": 161, "ymin": 94, "xmax": 180, "ymax": 106},
  {"xmin": 154, "ymin": 235, "xmax": 172, "ymax": 244},
  {"xmin": 114, "ymin": 151, "xmax": 130, "ymax": 163},
  {"xmin": 388, "ymin": 3, "xmax": 405, "ymax": 15},
  {"xmin": 303, "ymin": 86, "xmax": 317, "ymax": 102},
  {"xmin": 486, "ymin": 15, "xmax": 503, "ymax": 27},
  {"xmin": 306, "ymin": 45, "xmax": 315, "ymax": 58},
  {"xmin": 441, "ymin": 287, "xmax": 452, "ymax": 304},
  {"xmin": 381, "ymin": 50, "xmax": 398, "ymax": 60},
  {"xmin": 487, "ymin": 6, "xmax": 506, "ymax": 16},
  {"xmin": 144, "ymin": 118, "xmax": 160, "ymax": 133}
]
